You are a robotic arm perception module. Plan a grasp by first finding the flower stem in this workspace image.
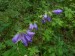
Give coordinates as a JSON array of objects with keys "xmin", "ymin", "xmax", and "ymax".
[{"xmin": 17, "ymin": 43, "xmax": 21, "ymax": 56}]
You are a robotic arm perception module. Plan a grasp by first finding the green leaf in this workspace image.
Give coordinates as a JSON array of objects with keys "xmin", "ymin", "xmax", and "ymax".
[{"xmin": 28, "ymin": 46, "xmax": 39, "ymax": 56}]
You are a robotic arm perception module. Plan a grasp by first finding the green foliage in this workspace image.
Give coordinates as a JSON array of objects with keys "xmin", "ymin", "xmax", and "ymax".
[
  {"xmin": 0, "ymin": 0, "xmax": 75, "ymax": 56},
  {"xmin": 28, "ymin": 46, "xmax": 39, "ymax": 56}
]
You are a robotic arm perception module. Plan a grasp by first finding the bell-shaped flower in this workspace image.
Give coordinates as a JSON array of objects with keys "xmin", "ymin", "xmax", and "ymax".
[
  {"xmin": 29, "ymin": 23, "xmax": 38, "ymax": 30},
  {"xmin": 21, "ymin": 34, "xmax": 28, "ymax": 46},
  {"xmin": 12, "ymin": 30, "xmax": 35, "ymax": 46},
  {"xmin": 52, "ymin": 9, "xmax": 62, "ymax": 14},
  {"xmin": 12, "ymin": 34, "xmax": 21, "ymax": 43},
  {"xmin": 27, "ymin": 30, "xmax": 35, "ymax": 36},
  {"xmin": 12, "ymin": 33, "xmax": 28, "ymax": 46},
  {"xmin": 33, "ymin": 23, "xmax": 38, "ymax": 30},
  {"xmin": 42, "ymin": 14, "xmax": 51, "ymax": 24},
  {"xmin": 29, "ymin": 23, "xmax": 34, "ymax": 30}
]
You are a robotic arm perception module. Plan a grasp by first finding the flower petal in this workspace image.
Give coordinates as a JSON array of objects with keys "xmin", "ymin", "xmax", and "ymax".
[
  {"xmin": 34, "ymin": 23, "xmax": 38, "ymax": 30},
  {"xmin": 27, "ymin": 30, "xmax": 35, "ymax": 36},
  {"xmin": 12, "ymin": 34, "xmax": 20, "ymax": 43},
  {"xmin": 21, "ymin": 36, "xmax": 28, "ymax": 46},
  {"xmin": 25, "ymin": 35, "xmax": 32, "ymax": 42}
]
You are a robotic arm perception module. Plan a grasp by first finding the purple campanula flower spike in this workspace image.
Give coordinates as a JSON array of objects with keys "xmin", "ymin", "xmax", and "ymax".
[
  {"xmin": 12, "ymin": 34, "xmax": 21, "ymax": 43},
  {"xmin": 52, "ymin": 9, "xmax": 62, "ymax": 14}
]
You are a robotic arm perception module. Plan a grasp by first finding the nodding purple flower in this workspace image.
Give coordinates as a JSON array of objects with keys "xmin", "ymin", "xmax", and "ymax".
[
  {"xmin": 27, "ymin": 30, "xmax": 35, "ymax": 36},
  {"xmin": 52, "ymin": 9, "xmax": 62, "ymax": 14},
  {"xmin": 42, "ymin": 14, "xmax": 51, "ymax": 24},
  {"xmin": 29, "ymin": 23, "xmax": 34, "ymax": 30},
  {"xmin": 26, "ymin": 30, "xmax": 35, "ymax": 42},
  {"xmin": 12, "ymin": 30, "xmax": 35, "ymax": 46},
  {"xmin": 33, "ymin": 23, "xmax": 38, "ymax": 30},
  {"xmin": 29, "ymin": 23, "xmax": 38, "ymax": 30},
  {"xmin": 12, "ymin": 34, "xmax": 21, "ymax": 43}
]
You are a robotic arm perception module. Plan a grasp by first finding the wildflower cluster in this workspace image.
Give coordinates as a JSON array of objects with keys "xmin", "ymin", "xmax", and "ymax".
[
  {"xmin": 12, "ymin": 9, "xmax": 62, "ymax": 46},
  {"xmin": 12, "ymin": 23, "xmax": 38, "ymax": 46}
]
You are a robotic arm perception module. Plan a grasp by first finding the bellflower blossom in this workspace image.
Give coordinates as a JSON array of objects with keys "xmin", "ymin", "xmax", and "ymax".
[
  {"xmin": 33, "ymin": 23, "xmax": 38, "ymax": 30},
  {"xmin": 42, "ymin": 14, "xmax": 51, "ymax": 24},
  {"xmin": 29, "ymin": 23, "xmax": 34, "ymax": 30},
  {"xmin": 29, "ymin": 23, "xmax": 38, "ymax": 30},
  {"xmin": 12, "ymin": 30, "xmax": 35, "ymax": 46},
  {"xmin": 52, "ymin": 9, "xmax": 62, "ymax": 14}
]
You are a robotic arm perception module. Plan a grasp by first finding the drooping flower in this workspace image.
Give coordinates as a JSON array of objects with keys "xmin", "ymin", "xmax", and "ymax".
[
  {"xmin": 29, "ymin": 23, "xmax": 38, "ymax": 30},
  {"xmin": 42, "ymin": 14, "xmax": 51, "ymax": 24},
  {"xmin": 27, "ymin": 30, "xmax": 35, "ymax": 36},
  {"xmin": 52, "ymin": 9, "xmax": 62, "ymax": 14},
  {"xmin": 21, "ymin": 34, "xmax": 28, "ymax": 46},
  {"xmin": 26, "ymin": 30, "xmax": 35, "ymax": 42},
  {"xmin": 12, "ymin": 33, "xmax": 28, "ymax": 46},
  {"xmin": 29, "ymin": 23, "xmax": 34, "ymax": 30},
  {"xmin": 12, "ymin": 30, "xmax": 35, "ymax": 46},
  {"xmin": 33, "ymin": 23, "xmax": 38, "ymax": 30},
  {"xmin": 12, "ymin": 34, "xmax": 21, "ymax": 43}
]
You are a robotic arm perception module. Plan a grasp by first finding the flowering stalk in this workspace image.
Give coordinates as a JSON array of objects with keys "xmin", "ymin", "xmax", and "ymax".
[
  {"xmin": 12, "ymin": 22, "xmax": 38, "ymax": 46},
  {"xmin": 17, "ymin": 43, "xmax": 21, "ymax": 56}
]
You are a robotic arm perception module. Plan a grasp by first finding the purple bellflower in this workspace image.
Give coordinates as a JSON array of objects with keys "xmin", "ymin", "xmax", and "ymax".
[
  {"xmin": 29, "ymin": 23, "xmax": 38, "ymax": 30},
  {"xmin": 33, "ymin": 23, "xmax": 38, "ymax": 30},
  {"xmin": 26, "ymin": 30, "xmax": 35, "ymax": 42},
  {"xmin": 29, "ymin": 23, "xmax": 34, "ymax": 30},
  {"xmin": 42, "ymin": 14, "xmax": 51, "ymax": 24},
  {"xmin": 12, "ymin": 30, "xmax": 35, "ymax": 46},
  {"xmin": 52, "ymin": 9, "xmax": 62, "ymax": 14}
]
